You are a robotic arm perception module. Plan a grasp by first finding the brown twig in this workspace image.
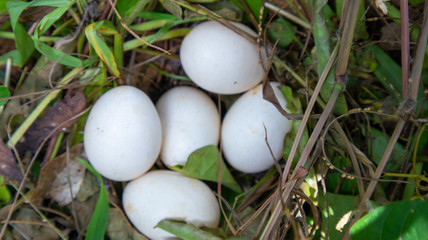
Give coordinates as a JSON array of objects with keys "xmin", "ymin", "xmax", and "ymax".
[
  {"xmin": 343, "ymin": 1, "xmax": 428, "ymax": 238},
  {"xmin": 400, "ymin": 0, "xmax": 410, "ymax": 97}
]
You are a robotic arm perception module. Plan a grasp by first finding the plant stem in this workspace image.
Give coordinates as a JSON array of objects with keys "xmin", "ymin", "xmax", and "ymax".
[
  {"xmin": 281, "ymin": 43, "xmax": 339, "ymax": 183},
  {"xmin": 335, "ymin": 0, "xmax": 361, "ymax": 81},
  {"xmin": 263, "ymin": 2, "xmax": 311, "ymax": 29},
  {"xmin": 261, "ymin": 84, "xmax": 343, "ymax": 239},
  {"xmin": 7, "ymin": 68, "xmax": 84, "ymax": 147},
  {"xmin": 400, "ymin": 0, "xmax": 410, "ymax": 97},
  {"xmin": 407, "ymin": 0, "xmax": 428, "ymax": 102},
  {"xmin": 343, "ymin": 120, "xmax": 405, "ymax": 239},
  {"xmin": 343, "ymin": 1, "xmax": 428, "ymax": 238}
]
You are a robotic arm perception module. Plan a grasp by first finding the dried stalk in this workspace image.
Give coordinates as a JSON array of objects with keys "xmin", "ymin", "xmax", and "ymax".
[
  {"xmin": 343, "ymin": 1, "xmax": 428, "ymax": 238},
  {"xmin": 260, "ymin": 0, "xmax": 362, "ymax": 238},
  {"xmin": 400, "ymin": 0, "xmax": 410, "ymax": 97}
]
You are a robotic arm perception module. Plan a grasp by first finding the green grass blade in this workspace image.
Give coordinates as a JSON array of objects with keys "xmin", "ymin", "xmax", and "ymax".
[
  {"xmin": 34, "ymin": 40, "xmax": 83, "ymax": 67},
  {"xmin": 7, "ymin": 67, "xmax": 84, "ymax": 147},
  {"xmin": 0, "ymin": 86, "xmax": 11, "ymax": 107},
  {"xmin": 85, "ymin": 21, "xmax": 121, "ymax": 78},
  {"xmin": 156, "ymin": 220, "xmax": 223, "ymax": 240},
  {"xmin": 77, "ymin": 158, "xmax": 109, "ymax": 240},
  {"xmin": 123, "ymin": 28, "xmax": 190, "ymax": 51},
  {"xmin": 35, "ymin": 6, "xmax": 69, "ymax": 37}
]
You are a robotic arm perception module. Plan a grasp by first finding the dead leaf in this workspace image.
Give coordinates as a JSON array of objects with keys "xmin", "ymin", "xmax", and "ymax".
[
  {"xmin": 106, "ymin": 208, "xmax": 148, "ymax": 240},
  {"xmin": 46, "ymin": 157, "xmax": 86, "ymax": 206},
  {"xmin": 19, "ymin": 89, "xmax": 86, "ymax": 153},
  {"xmin": 29, "ymin": 144, "xmax": 85, "ymax": 206},
  {"xmin": 10, "ymin": 208, "xmax": 58, "ymax": 240},
  {"xmin": 0, "ymin": 139, "xmax": 23, "ymax": 180}
]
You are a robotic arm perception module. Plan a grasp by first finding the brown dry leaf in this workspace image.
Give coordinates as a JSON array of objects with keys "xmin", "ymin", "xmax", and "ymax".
[
  {"xmin": 46, "ymin": 157, "xmax": 86, "ymax": 206},
  {"xmin": 29, "ymin": 144, "xmax": 85, "ymax": 206},
  {"xmin": 10, "ymin": 208, "xmax": 58, "ymax": 240},
  {"xmin": 106, "ymin": 208, "xmax": 148, "ymax": 240},
  {"xmin": 19, "ymin": 89, "xmax": 86, "ymax": 153},
  {"xmin": 0, "ymin": 139, "xmax": 23, "ymax": 180},
  {"xmin": 262, "ymin": 80, "xmax": 294, "ymax": 119}
]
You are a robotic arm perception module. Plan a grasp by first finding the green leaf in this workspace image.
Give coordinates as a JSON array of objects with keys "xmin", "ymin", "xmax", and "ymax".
[
  {"xmin": 280, "ymin": 86, "xmax": 308, "ymax": 164},
  {"xmin": 34, "ymin": 40, "xmax": 83, "ymax": 67},
  {"xmin": 366, "ymin": 45, "xmax": 402, "ymax": 100},
  {"xmin": 311, "ymin": 0, "xmax": 347, "ymax": 114},
  {"xmin": 35, "ymin": 6, "xmax": 69, "ymax": 37},
  {"xmin": 85, "ymin": 21, "xmax": 121, "ymax": 78},
  {"xmin": 171, "ymin": 145, "xmax": 242, "ymax": 193},
  {"xmin": 0, "ymin": 177, "xmax": 11, "ymax": 206},
  {"xmin": 351, "ymin": 200, "xmax": 428, "ymax": 240},
  {"xmin": 267, "ymin": 17, "xmax": 296, "ymax": 48},
  {"xmin": 6, "ymin": 0, "xmax": 73, "ymax": 66},
  {"xmin": 77, "ymin": 158, "xmax": 109, "ymax": 240},
  {"xmin": 318, "ymin": 192, "xmax": 359, "ymax": 240},
  {"xmin": 362, "ymin": 127, "xmax": 405, "ymax": 172},
  {"xmin": 160, "ymin": 0, "xmax": 182, "ymax": 19},
  {"xmin": 0, "ymin": 86, "xmax": 11, "ymax": 107},
  {"xmin": 156, "ymin": 219, "xmax": 223, "ymax": 240}
]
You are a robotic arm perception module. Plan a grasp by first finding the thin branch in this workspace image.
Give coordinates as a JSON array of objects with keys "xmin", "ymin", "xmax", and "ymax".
[{"xmin": 400, "ymin": 0, "xmax": 410, "ymax": 97}]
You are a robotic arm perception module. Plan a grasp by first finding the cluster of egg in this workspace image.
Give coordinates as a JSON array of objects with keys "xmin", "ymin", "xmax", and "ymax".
[{"xmin": 83, "ymin": 21, "xmax": 292, "ymax": 240}]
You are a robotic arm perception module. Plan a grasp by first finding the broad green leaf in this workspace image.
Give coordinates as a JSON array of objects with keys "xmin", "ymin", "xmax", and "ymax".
[
  {"xmin": 85, "ymin": 21, "xmax": 121, "ymax": 78},
  {"xmin": 0, "ymin": 86, "xmax": 11, "ymax": 107},
  {"xmin": 115, "ymin": 0, "xmax": 140, "ymax": 17},
  {"xmin": 171, "ymin": 145, "xmax": 242, "ymax": 193},
  {"xmin": 325, "ymin": 156, "xmax": 359, "ymax": 195},
  {"xmin": 77, "ymin": 158, "xmax": 109, "ymax": 240},
  {"xmin": 34, "ymin": 40, "xmax": 83, "ymax": 67},
  {"xmin": 230, "ymin": 0, "xmax": 264, "ymax": 22},
  {"xmin": 6, "ymin": 0, "xmax": 73, "ymax": 66},
  {"xmin": 366, "ymin": 45, "xmax": 424, "ymax": 108},
  {"xmin": 267, "ymin": 17, "xmax": 297, "ymax": 48},
  {"xmin": 362, "ymin": 127, "xmax": 405, "ymax": 172},
  {"xmin": 0, "ymin": 177, "xmax": 11, "ymax": 206},
  {"xmin": 366, "ymin": 45, "xmax": 402, "ymax": 100},
  {"xmin": 0, "ymin": 0, "xmax": 12, "ymax": 13},
  {"xmin": 351, "ymin": 200, "xmax": 428, "ymax": 240},
  {"xmin": 157, "ymin": 220, "xmax": 222, "ymax": 240},
  {"xmin": 0, "ymin": 50, "xmax": 23, "ymax": 66},
  {"xmin": 318, "ymin": 192, "xmax": 359, "ymax": 240}
]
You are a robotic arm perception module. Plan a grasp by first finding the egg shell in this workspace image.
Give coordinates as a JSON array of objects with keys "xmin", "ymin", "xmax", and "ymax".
[
  {"xmin": 156, "ymin": 86, "xmax": 220, "ymax": 166},
  {"xmin": 180, "ymin": 21, "xmax": 267, "ymax": 94},
  {"xmin": 123, "ymin": 170, "xmax": 220, "ymax": 240},
  {"xmin": 221, "ymin": 82, "xmax": 292, "ymax": 173},
  {"xmin": 83, "ymin": 86, "xmax": 162, "ymax": 181}
]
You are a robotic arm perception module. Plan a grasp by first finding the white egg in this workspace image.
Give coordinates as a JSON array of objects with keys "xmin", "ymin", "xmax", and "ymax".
[
  {"xmin": 221, "ymin": 82, "xmax": 292, "ymax": 173},
  {"xmin": 156, "ymin": 86, "xmax": 220, "ymax": 167},
  {"xmin": 180, "ymin": 21, "xmax": 268, "ymax": 94},
  {"xmin": 123, "ymin": 170, "xmax": 220, "ymax": 240},
  {"xmin": 83, "ymin": 86, "xmax": 162, "ymax": 181}
]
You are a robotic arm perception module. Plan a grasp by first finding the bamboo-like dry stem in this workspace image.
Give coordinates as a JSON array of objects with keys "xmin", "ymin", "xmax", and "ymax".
[{"xmin": 400, "ymin": 0, "xmax": 410, "ymax": 97}]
